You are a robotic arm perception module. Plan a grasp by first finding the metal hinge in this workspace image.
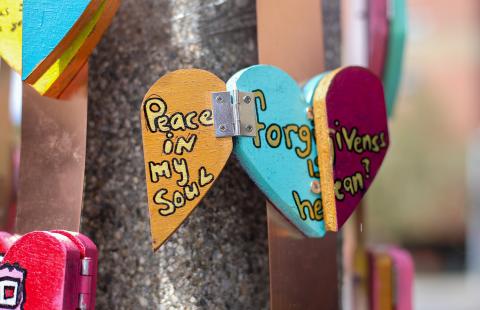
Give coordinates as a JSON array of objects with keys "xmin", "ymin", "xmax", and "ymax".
[
  {"xmin": 78, "ymin": 258, "xmax": 94, "ymax": 310},
  {"xmin": 211, "ymin": 90, "xmax": 258, "ymax": 137}
]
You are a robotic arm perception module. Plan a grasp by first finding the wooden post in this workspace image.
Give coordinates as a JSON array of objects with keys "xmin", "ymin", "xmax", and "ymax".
[
  {"xmin": 82, "ymin": 0, "xmax": 342, "ymax": 308},
  {"xmin": 0, "ymin": 62, "xmax": 12, "ymax": 229}
]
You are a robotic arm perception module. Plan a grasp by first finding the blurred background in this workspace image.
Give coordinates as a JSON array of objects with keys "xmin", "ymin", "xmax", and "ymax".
[{"xmin": 365, "ymin": 0, "xmax": 480, "ymax": 309}]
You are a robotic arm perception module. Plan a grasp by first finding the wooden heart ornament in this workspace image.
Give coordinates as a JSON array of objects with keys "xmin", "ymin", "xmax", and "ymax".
[
  {"xmin": 1, "ymin": 231, "xmax": 80, "ymax": 309},
  {"xmin": 388, "ymin": 246, "xmax": 414, "ymax": 310},
  {"xmin": 0, "ymin": 0, "xmax": 22, "ymax": 73},
  {"xmin": 0, "ymin": 231, "xmax": 98, "ymax": 309},
  {"xmin": 383, "ymin": 0, "xmax": 407, "ymax": 115},
  {"xmin": 141, "ymin": 69, "xmax": 232, "ymax": 251},
  {"xmin": 368, "ymin": 0, "xmax": 389, "ymax": 78},
  {"xmin": 305, "ymin": 67, "xmax": 389, "ymax": 231},
  {"xmin": 23, "ymin": 0, "xmax": 120, "ymax": 97},
  {"xmin": 141, "ymin": 66, "xmax": 389, "ymax": 248},
  {"xmin": 22, "ymin": 0, "xmax": 102, "ymax": 81},
  {"xmin": 228, "ymin": 65, "xmax": 326, "ymax": 238}
]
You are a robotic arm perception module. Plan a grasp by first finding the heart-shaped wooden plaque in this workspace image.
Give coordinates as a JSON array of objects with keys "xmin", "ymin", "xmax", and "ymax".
[
  {"xmin": 307, "ymin": 67, "xmax": 389, "ymax": 231},
  {"xmin": 141, "ymin": 69, "xmax": 233, "ymax": 250},
  {"xmin": 229, "ymin": 65, "xmax": 326, "ymax": 237}
]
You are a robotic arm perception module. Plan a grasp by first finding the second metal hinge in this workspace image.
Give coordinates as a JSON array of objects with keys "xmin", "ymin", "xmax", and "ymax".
[
  {"xmin": 78, "ymin": 258, "xmax": 94, "ymax": 310},
  {"xmin": 212, "ymin": 90, "xmax": 258, "ymax": 137}
]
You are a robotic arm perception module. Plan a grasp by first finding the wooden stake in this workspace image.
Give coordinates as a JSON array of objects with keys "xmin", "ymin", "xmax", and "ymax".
[{"xmin": 256, "ymin": 1, "xmax": 340, "ymax": 309}]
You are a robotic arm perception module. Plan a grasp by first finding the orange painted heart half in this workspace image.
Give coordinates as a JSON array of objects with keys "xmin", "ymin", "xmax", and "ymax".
[{"xmin": 141, "ymin": 69, "xmax": 233, "ymax": 251}]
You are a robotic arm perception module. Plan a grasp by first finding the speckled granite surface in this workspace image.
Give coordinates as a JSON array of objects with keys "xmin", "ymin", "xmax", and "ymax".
[{"xmin": 82, "ymin": 1, "xmax": 340, "ymax": 309}]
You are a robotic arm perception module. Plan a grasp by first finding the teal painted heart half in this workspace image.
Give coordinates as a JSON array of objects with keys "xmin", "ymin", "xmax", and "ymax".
[
  {"xmin": 384, "ymin": 0, "xmax": 407, "ymax": 115},
  {"xmin": 227, "ymin": 65, "xmax": 325, "ymax": 237}
]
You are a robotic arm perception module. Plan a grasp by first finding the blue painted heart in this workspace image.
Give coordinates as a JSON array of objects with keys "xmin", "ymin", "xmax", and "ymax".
[{"xmin": 228, "ymin": 65, "xmax": 326, "ymax": 237}]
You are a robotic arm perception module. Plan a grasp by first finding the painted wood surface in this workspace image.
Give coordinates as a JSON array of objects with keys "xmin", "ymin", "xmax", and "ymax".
[
  {"xmin": 0, "ymin": 0, "xmax": 22, "ymax": 73},
  {"xmin": 351, "ymin": 206, "xmax": 370, "ymax": 310},
  {"xmin": 31, "ymin": 0, "xmax": 120, "ymax": 97},
  {"xmin": 141, "ymin": 69, "xmax": 232, "ymax": 251},
  {"xmin": 22, "ymin": 0, "xmax": 99, "ymax": 81},
  {"xmin": 2, "ymin": 231, "xmax": 80, "ymax": 309},
  {"xmin": 388, "ymin": 247, "xmax": 414, "ymax": 310},
  {"xmin": 368, "ymin": 0, "xmax": 389, "ymax": 77},
  {"xmin": 229, "ymin": 65, "xmax": 325, "ymax": 238},
  {"xmin": 52, "ymin": 230, "xmax": 98, "ymax": 310},
  {"xmin": 369, "ymin": 250, "xmax": 394, "ymax": 310},
  {"xmin": 307, "ymin": 67, "xmax": 389, "ymax": 231},
  {"xmin": 383, "ymin": 0, "xmax": 407, "ymax": 115},
  {"xmin": 0, "ymin": 231, "xmax": 97, "ymax": 309}
]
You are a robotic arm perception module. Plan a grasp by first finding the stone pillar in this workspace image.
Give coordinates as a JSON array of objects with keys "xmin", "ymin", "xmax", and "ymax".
[{"xmin": 83, "ymin": 1, "xmax": 341, "ymax": 308}]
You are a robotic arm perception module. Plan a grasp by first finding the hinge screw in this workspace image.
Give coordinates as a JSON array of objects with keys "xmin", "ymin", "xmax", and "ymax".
[
  {"xmin": 245, "ymin": 125, "xmax": 253, "ymax": 132},
  {"xmin": 243, "ymin": 96, "xmax": 251, "ymax": 104},
  {"xmin": 310, "ymin": 180, "xmax": 321, "ymax": 194},
  {"xmin": 216, "ymin": 95, "xmax": 224, "ymax": 103},
  {"xmin": 219, "ymin": 124, "xmax": 227, "ymax": 132}
]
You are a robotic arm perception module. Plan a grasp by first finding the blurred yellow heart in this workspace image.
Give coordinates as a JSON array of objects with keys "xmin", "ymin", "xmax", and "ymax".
[{"xmin": 0, "ymin": 0, "xmax": 22, "ymax": 73}]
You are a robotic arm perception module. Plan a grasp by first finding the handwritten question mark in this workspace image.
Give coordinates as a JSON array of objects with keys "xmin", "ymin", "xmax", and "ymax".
[{"xmin": 361, "ymin": 158, "xmax": 370, "ymax": 178}]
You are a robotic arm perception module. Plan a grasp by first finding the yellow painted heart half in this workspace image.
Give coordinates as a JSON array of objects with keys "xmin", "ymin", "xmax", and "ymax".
[{"xmin": 0, "ymin": 0, "xmax": 22, "ymax": 73}]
